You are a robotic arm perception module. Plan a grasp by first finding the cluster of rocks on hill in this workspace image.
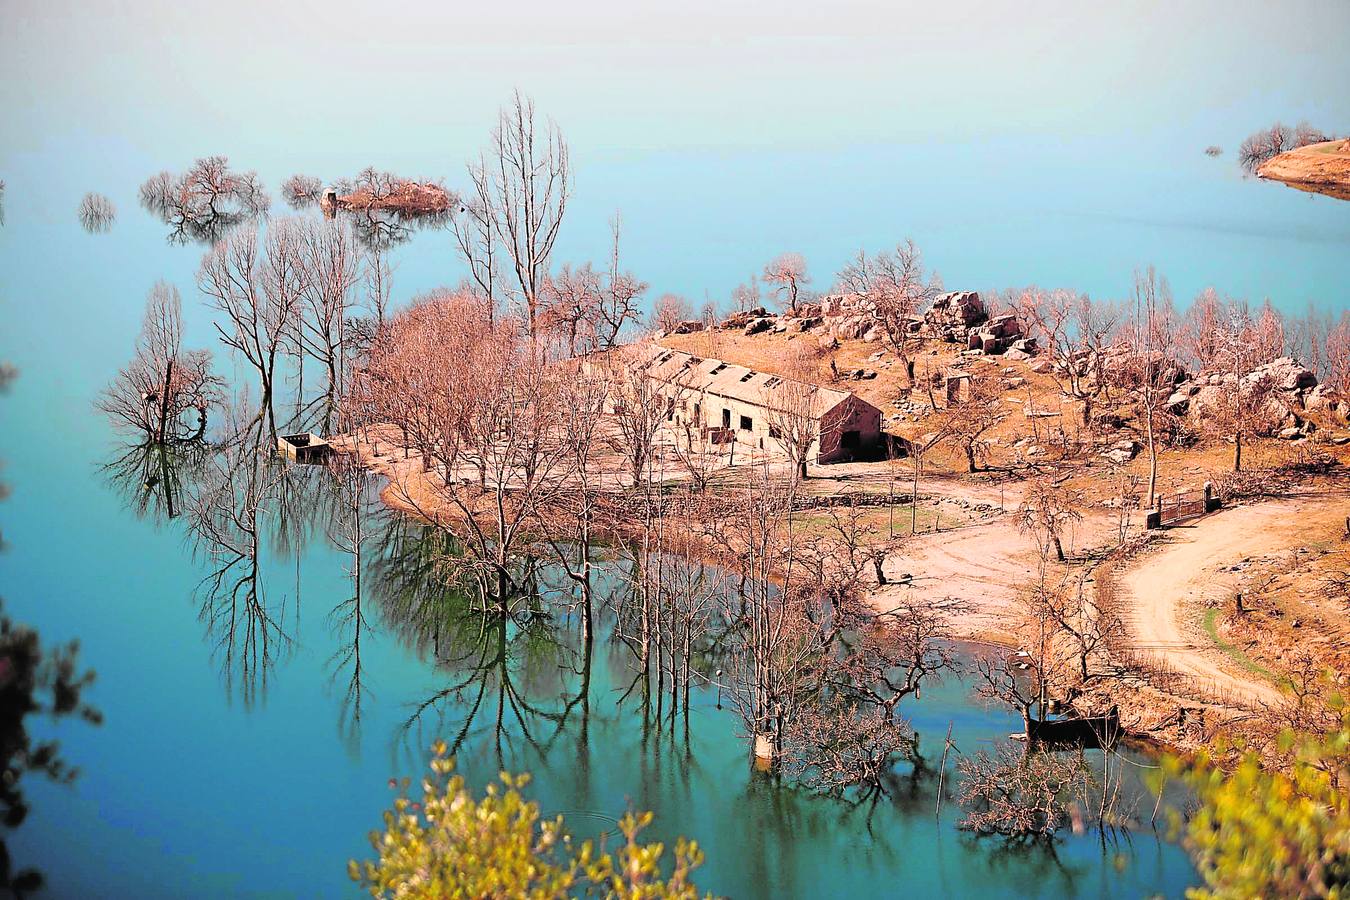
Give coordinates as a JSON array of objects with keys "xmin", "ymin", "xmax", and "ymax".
[{"xmin": 658, "ymin": 292, "xmax": 1349, "ymax": 446}]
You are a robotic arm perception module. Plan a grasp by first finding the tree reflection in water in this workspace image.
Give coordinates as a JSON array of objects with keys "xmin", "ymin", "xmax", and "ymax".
[
  {"xmin": 101, "ymin": 437, "xmax": 212, "ymax": 524},
  {"xmin": 184, "ymin": 403, "xmax": 296, "ymax": 707}
]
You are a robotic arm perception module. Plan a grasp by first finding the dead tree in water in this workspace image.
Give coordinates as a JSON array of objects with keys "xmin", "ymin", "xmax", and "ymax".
[
  {"xmin": 99, "ymin": 281, "xmax": 221, "ymax": 445},
  {"xmin": 140, "ymin": 156, "xmax": 269, "ymax": 243}
]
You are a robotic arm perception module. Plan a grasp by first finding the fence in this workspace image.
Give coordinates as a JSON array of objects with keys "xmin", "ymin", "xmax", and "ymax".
[{"xmin": 1146, "ymin": 484, "xmax": 1221, "ymax": 529}]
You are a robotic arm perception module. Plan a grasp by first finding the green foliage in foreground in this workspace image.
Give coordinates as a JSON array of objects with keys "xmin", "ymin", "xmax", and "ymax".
[
  {"xmin": 351, "ymin": 741, "xmax": 712, "ymax": 899},
  {"xmin": 1162, "ymin": 709, "xmax": 1350, "ymax": 899}
]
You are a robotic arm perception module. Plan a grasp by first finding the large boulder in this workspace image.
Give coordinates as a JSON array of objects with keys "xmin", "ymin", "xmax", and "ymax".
[
  {"xmin": 744, "ymin": 316, "xmax": 775, "ymax": 336},
  {"xmin": 927, "ymin": 291, "xmax": 987, "ymax": 329},
  {"xmin": 1263, "ymin": 357, "xmax": 1317, "ymax": 392}
]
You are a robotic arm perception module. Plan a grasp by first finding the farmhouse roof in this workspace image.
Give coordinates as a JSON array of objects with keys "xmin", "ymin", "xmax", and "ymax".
[{"xmin": 626, "ymin": 344, "xmax": 867, "ymax": 419}]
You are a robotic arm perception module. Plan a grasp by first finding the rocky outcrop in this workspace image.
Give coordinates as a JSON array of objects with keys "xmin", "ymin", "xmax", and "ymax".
[{"xmin": 1178, "ymin": 357, "xmax": 1345, "ymax": 438}]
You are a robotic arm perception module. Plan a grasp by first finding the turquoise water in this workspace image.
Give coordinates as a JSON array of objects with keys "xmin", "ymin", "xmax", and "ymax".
[{"xmin": 2, "ymin": 2, "xmax": 1348, "ymax": 896}]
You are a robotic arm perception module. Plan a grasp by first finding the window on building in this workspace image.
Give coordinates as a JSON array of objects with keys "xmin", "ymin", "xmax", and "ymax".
[
  {"xmin": 740, "ymin": 415, "xmax": 752, "ymax": 431},
  {"xmin": 722, "ymin": 409, "xmax": 731, "ymax": 429},
  {"xmin": 768, "ymin": 425, "xmax": 781, "ymax": 439}
]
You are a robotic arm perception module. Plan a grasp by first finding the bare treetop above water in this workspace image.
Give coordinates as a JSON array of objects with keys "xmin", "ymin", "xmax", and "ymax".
[
  {"xmin": 140, "ymin": 156, "xmax": 270, "ymax": 245},
  {"xmin": 282, "ymin": 174, "xmax": 323, "ymax": 210},
  {"xmin": 78, "ymin": 192, "xmax": 116, "ymax": 232}
]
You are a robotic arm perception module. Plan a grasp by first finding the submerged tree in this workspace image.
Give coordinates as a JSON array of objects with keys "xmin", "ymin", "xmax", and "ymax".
[
  {"xmin": 99, "ymin": 281, "xmax": 222, "ymax": 445},
  {"xmin": 77, "ymin": 192, "xmax": 116, "ymax": 233},
  {"xmin": 281, "ymin": 174, "xmax": 323, "ymax": 209},
  {"xmin": 139, "ymin": 155, "xmax": 270, "ymax": 244},
  {"xmin": 957, "ymin": 742, "xmax": 1093, "ymax": 839}
]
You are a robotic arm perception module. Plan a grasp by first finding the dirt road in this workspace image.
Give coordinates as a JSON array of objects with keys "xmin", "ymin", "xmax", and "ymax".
[{"xmin": 1114, "ymin": 496, "xmax": 1336, "ymax": 709}]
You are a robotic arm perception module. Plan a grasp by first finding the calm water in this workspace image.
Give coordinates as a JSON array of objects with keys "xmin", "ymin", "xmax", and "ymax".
[{"xmin": 3, "ymin": 2, "xmax": 1349, "ymax": 896}]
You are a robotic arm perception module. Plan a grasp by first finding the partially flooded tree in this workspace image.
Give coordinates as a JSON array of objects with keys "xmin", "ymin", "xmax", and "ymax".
[
  {"xmin": 99, "ymin": 281, "xmax": 221, "ymax": 445},
  {"xmin": 139, "ymin": 156, "xmax": 269, "ymax": 243},
  {"xmin": 78, "ymin": 192, "xmax": 116, "ymax": 232},
  {"xmin": 762, "ymin": 252, "xmax": 811, "ymax": 315},
  {"xmin": 957, "ymin": 743, "xmax": 1092, "ymax": 838},
  {"xmin": 281, "ymin": 174, "xmax": 323, "ymax": 209}
]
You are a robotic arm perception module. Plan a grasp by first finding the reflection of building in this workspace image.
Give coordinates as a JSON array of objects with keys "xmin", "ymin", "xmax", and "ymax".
[
  {"xmin": 630, "ymin": 345, "xmax": 882, "ymax": 464},
  {"xmin": 277, "ymin": 432, "xmax": 333, "ymax": 465}
]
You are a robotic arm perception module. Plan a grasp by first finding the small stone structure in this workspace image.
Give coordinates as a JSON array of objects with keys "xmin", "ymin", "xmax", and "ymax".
[{"xmin": 277, "ymin": 432, "xmax": 333, "ymax": 464}]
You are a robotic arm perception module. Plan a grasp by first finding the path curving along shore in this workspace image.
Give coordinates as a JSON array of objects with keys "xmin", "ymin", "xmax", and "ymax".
[{"xmin": 1112, "ymin": 492, "xmax": 1346, "ymax": 710}]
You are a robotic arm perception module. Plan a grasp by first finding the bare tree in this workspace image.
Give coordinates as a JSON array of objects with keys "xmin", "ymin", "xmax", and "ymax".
[
  {"xmin": 940, "ymin": 373, "xmax": 1006, "ymax": 473},
  {"xmin": 1127, "ymin": 267, "xmax": 1180, "ymax": 506},
  {"xmin": 763, "ymin": 253, "xmax": 811, "ymax": 315},
  {"xmin": 1021, "ymin": 288, "xmax": 1120, "ymax": 429},
  {"xmin": 99, "ymin": 281, "xmax": 221, "ymax": 444},
  {"xmin": 651, "ymin": 293, "xmax": 692, "ymax": 334},
  {"xmin": 601, "ymin": 344, "xmax": 673, "ymax": 487},
  {"xmin": 761, "ymin": 354, "xmax": 835, "ymax": 481},
  {"xmin": 1015, "ymin": 477, "xmax": 1084, "ymax": 562},
  {"xmin": 197, "ymin": 222, "xmax": 303, "ymax": 437},
  {"xmin": 78, "ymin": 193, "xmax": 115, "ymax": 232},
  {"xmin": 292, "ymin": 217, "xmax": 361, "ymax": 397},
  {"xmin": 1327, "ymin": 312, "xmax": 1350, "ymax": 393},
  {"xmin": 449, "ymin": 163, "xmax": 500, "ymax": 321},
  {"xmin": 469, "ymin": 92, "xmax": 570, "ymax": 340},
  {"xmin": 837, "ymin": 240, "xmax": 940, "ymax": 385},
  {"xmin": 1193, "ymin": 300, "xmax": 1278, "ymax": 471},
  {"xmin": 281, "ymin": 174, "xmax": 323, "ymax": 209},
  {"xmin": 730, "ymin": 274, "xmax": 763, "ymax": 314}
]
